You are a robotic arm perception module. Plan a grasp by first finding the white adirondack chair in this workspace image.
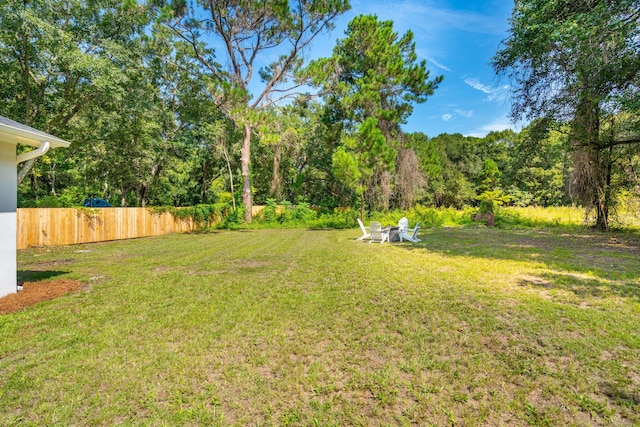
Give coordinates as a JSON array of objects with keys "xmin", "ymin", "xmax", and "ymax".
[
  {"xmin": 399, "ymin": 219, "xmax": 422, "ymax": 242},
  {"xmin": 369, "ymin": 221, "xmax": 389, "ymax": 244},
  {"xmin": 411, "ymin": 222, "xmax": 422, "ymax": 241},
  {"xmin": 398, "ymin": 217, "xmax": 409, "ymax": 233},
  {"xmin": 357, "ymin": 218, "xmax": 371, "ymax": 240}
]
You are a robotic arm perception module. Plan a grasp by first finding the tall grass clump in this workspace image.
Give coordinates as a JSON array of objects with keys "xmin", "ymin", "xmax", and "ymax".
[
  {"xmin": 499, "ymin": 204, "xmax": 640, "ymax": 230},
  {"xmin": 497, "ymin": 206, "xmax": 587, "ymax": 229},
  {"xmin": 365, "ymin": 205, "xmax": 612, "ymax": 231}
]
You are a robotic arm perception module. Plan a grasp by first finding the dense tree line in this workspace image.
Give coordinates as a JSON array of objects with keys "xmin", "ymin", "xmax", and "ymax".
[{"xmin": 2, "ymin": 1, "xmax": 638, "ymax": 228}]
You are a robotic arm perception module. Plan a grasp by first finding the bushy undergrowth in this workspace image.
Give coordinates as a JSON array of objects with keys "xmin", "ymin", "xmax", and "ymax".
[
  {"xmin": 149, "ymin": 203, "xmax": 235, "ymax": 229},
  {"xmin": 369, "ymin": 204, "xmax": 640, "ymax": 230},
  {"xmin": 178, "ymin": 203, "xmax": 627, "ymax": 231},
  {"xmin": 371, "ymin": 205, "xmax": 477, "ymax": 228},
  {"xmin": 253, "ymin": 200, "xmax": 358, "ymax": 230},
  {"xmin": 67, "ymin": 202, "xmax": 637, "ymax": 231}
]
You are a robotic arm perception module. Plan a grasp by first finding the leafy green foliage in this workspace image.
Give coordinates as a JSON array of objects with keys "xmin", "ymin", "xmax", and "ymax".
[
  {"xmin": 331, "ymin": 146, "xmax": 361, "ymax": 191},
  {"xmin": 256, "ymin": 200, "xmax": 318, "ymax": 226},
  {"xmin": 0, "ymin": 0, "xmax": 150, "ymax": 189},
  {"xmin": 477, "ymin": 189, "xmax": 511, "ymax": 215},
  {"xmin": 494, "ymin": 0, "xmax": 640, "ymax": 229},
  {"xmin": 307, "ymin": 207, "xmax": 359, "ymax": 229},
  {"xmin": 506, "ymin": 124, "xmax": 571, "ymax": 207},
  {"xmin": 371, "ymin": 205, "xmax": 475, "ymax": 228},
  {"xmin": 148, "ymin": 203, "xmax": 238, "ymax": 229},
  {"xmin": 261, "ymin": 198, "xmax": 279, "ymax": 223}
]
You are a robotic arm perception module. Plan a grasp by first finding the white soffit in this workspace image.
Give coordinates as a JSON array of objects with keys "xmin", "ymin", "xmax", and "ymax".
[{"xmin": 0, "ymin": 116, "xmax": 71, "ymax": 149}]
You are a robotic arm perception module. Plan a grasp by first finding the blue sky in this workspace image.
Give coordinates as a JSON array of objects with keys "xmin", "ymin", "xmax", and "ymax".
[{"xmin": 306, "ymin": 0, "xmax": 517, "ymax": 138}]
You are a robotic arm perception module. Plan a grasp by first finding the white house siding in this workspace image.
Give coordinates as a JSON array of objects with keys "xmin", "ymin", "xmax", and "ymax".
[{"xmin": 0, "ymin": 143, "xmax": 17, "ymax": 298}]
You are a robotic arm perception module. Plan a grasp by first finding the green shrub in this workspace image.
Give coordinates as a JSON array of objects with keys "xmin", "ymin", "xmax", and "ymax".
[
  {"xmin": 307, "ymin": 208, "xmax": 358, "ymax": 229},
  {"xmin": 262, "ymin": 198, "xmax": 278, "ymax": 223},
  {"xmin": 150, "ymin": 203, "xmax": 234, "ymax": 229},
  {"xmin": 35, "ymin": 196, "xmax": 66, "ymax": 208},
  {"xmin": 279, "ymin": 200, "xmax": 295, "ymax": 223},
  {"xmin": 218, "ymin": 206, "xmax": 245, "ymax": 229},
  {"xmin": 293, "ymin": 202, "xmax": 316, "ymax": 222}
]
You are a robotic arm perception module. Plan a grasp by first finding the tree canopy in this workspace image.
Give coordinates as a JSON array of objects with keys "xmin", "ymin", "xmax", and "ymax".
[
  {"xmin": 307, "ymin": 15, "xmax": 442, "ymax": 213},
  {"xmin": 0, "ymin": 0, "xmax": 149, "ymax": 185},
  {"xmin": 494, "ymin": 0, "xmax": 640, "ymax": 229},
  {"xmin": 152, "ymin": 0, "xmax": 350, "ymax": 221}
]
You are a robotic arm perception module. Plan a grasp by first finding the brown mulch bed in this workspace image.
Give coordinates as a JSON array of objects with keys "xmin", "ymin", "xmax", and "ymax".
[{"xmin": 0, "ymin": 280, "xmax": 82, "ymax": 314}]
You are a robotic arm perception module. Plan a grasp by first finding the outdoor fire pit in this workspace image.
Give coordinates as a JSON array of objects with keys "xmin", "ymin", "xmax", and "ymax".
[{"xmin": 386, "ymin": 226, "xmax": 400, "ymax": 242}]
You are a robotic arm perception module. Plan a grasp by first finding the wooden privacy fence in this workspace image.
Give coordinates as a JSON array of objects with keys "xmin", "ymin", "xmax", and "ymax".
[{"xmin": 17, "ymin": 208, "xmax": 196, "ymax": 249}]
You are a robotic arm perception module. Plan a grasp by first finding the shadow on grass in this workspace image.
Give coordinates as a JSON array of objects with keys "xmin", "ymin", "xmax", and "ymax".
[
  {"xmin": 402, "ymin": 227, "xmax": 640, "ymax": 300},
  {"xmin": 603, "ymin": 382, "xmax": 640, "ymax": 407},
  {"xmin": 17, "ymin": 270, "xmax": 69, "ymax": 284},
  {"xmin": 520, "ymin": 272, "xmax": 640, "ymax": 302},
  {"xmin": 187, "ymin": 228, "xmax": 224, "ymax": 235}
]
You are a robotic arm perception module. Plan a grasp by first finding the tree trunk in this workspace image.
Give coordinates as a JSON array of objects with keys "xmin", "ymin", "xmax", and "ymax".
[
  {"xmin": 139, "ymin": 184, "xmax": 147, "ymax": 207},
  {"xmin": 595, "ymin": 200, "xmax": 608, "ymax": 230},
  {"xmin": 271, "ymin": 143, "xmax": 282, "ymax": 201},
  {"xmin": 241, "ymin": 122, "xmax": 253, "ymax": 222},
  {"xmin": 49, "ymin": 163, "xmax": 57, "ymax": 196},
  {"xmin": 17, "ymin": 158, "xmax": 36, "ymax": 186},
  {"xmin": 571, "ymin": 96, "xmax": 609, "ymax": 230},
  {"xmin": 220, "ymin": 141, "xmax": 236, "ymax": 211},
  {"xmin": 595, "ymin": 146, "xmax": 613, "ymax": 231}
]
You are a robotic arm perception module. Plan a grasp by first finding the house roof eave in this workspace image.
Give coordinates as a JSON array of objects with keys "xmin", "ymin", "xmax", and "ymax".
[{"xmin": 0, "ymin": 116, "xmax": 71, "ymax": 149}]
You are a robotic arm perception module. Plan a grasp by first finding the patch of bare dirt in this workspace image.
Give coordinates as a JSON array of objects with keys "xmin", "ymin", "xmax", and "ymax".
[
  {"xmin": 519, "ymin": 275, "xmax": 553, "ymax": 288},
  {"xmin": 0, "ymin": 279, "xmax": 82, "ymax": 314},
  {"xmin": 27, "ymin": 258, "xmax": 76, "ymax": 269},
  {"xmin": 234, "ymin": 260, "xmax": 269, "ymax": 269}
]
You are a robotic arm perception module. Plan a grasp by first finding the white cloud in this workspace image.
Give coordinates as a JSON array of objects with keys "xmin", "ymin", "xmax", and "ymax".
[
  {"xmin": 464, "ymin": 78, "xmax": 492, "ymax": 94},
  {"xmin": 426, "ymin": 56, "xmax": 451, "ymax": 72},
  {"xmin": 439, "ymin": 109, "xmax": 472, "ymax": 124},
  {"xmin": 363, "ymin": 1, "xmax": 508, "ymax": 36},
  {"xmin": 464, "ymin": 78, "xmax": 510, "ymax": 102},
  {"xmin": 454, "ymin": 109, "xmax": 474, "ymax": 118},
  {"xmin": 481, "ymin": 121, "xmax": 513, "ymax": 132}
]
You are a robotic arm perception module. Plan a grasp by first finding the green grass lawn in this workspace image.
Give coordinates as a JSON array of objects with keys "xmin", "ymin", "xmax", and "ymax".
[{"xmin": 3, "ymin": 227, "xmax": 640, "ymax": 425}]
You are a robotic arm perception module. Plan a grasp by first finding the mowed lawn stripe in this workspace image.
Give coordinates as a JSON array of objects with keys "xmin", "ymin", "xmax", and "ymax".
[{"xmin": 2, "ymin": 228, "xmax": 639, "ymax": 425}]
